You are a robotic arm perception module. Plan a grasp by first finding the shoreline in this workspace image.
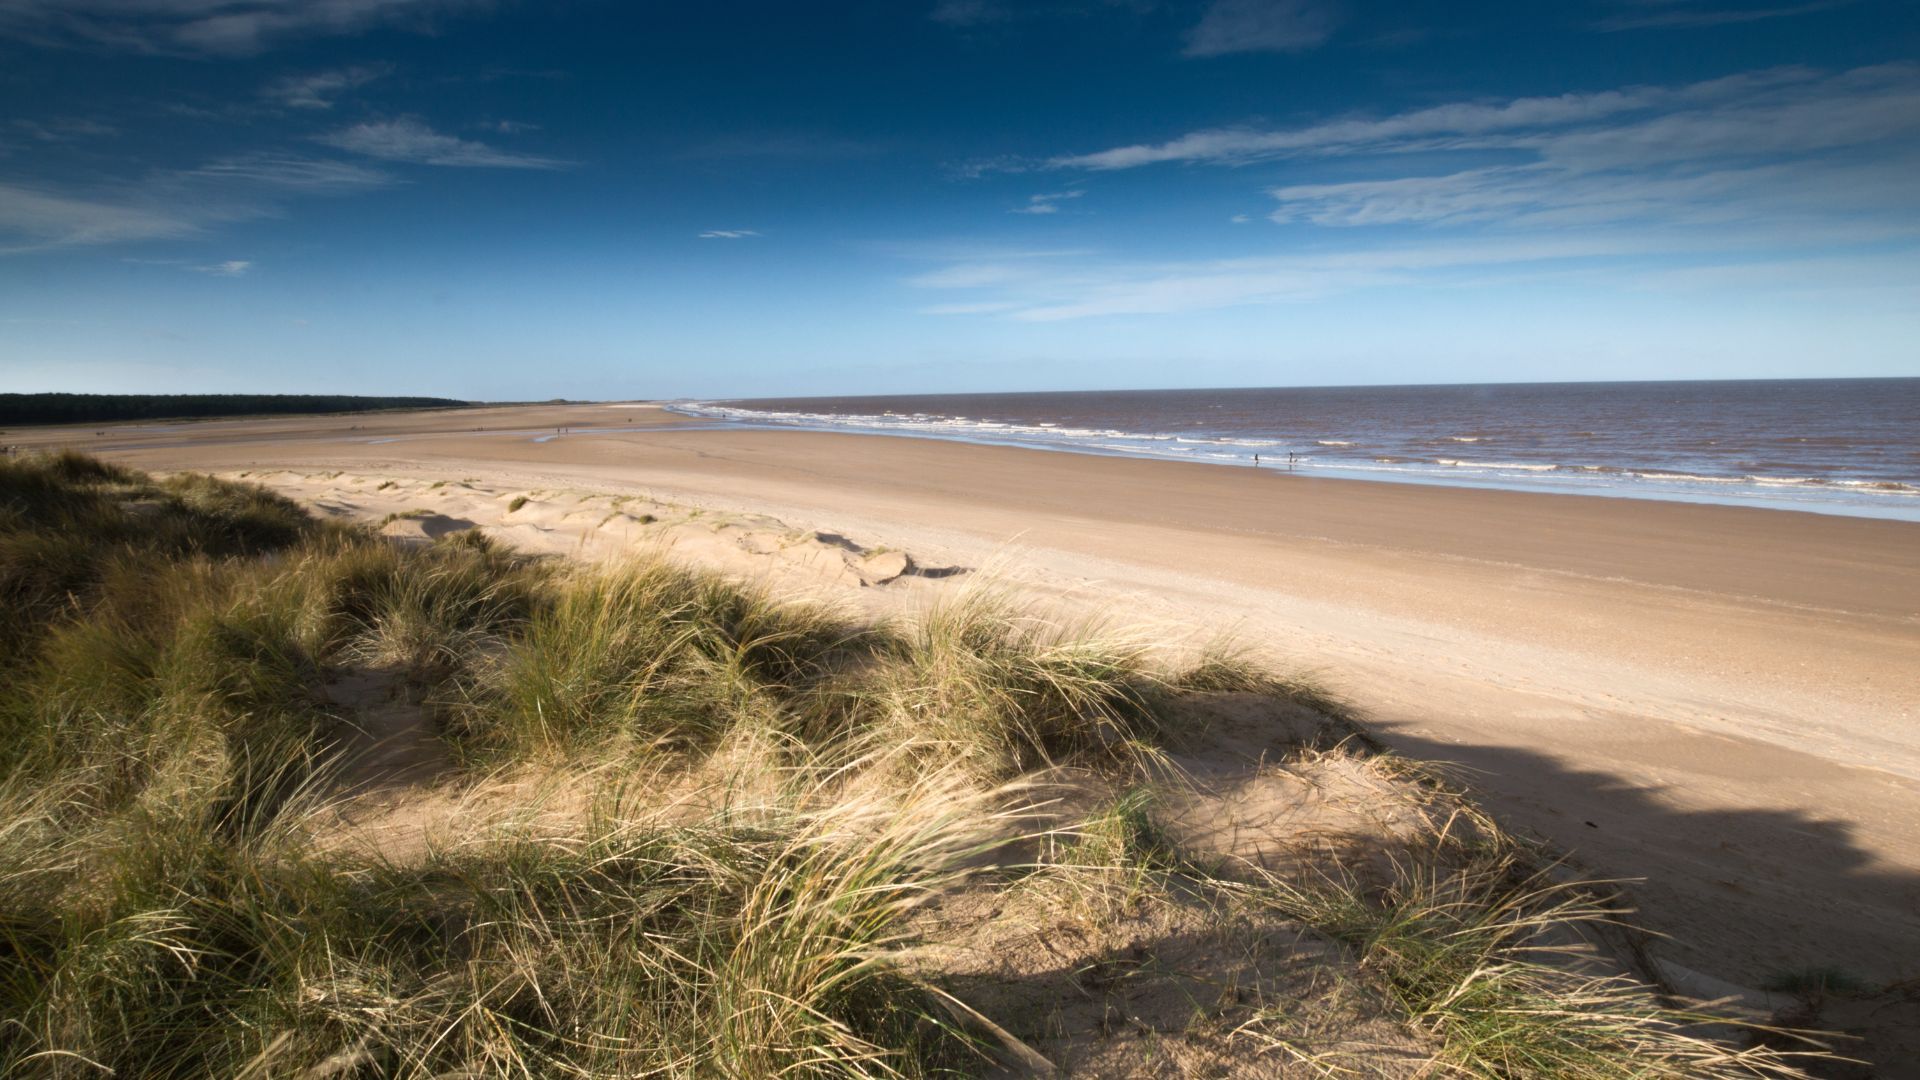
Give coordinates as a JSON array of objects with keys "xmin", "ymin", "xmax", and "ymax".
[
  {"xmin": 15, "ymin": 403, "xmax": 1920, "ymax": 989},
  {"xmin": 33, "ymin": 399, "xmax": 1920, "ymax": 524},
  {"xmin": 700, "ymin": 417, "xmax": 1920, "ymax": 523},
  {"xmin": 671, "ymin": 399, "xmax": 1920, "ymax": 524}
]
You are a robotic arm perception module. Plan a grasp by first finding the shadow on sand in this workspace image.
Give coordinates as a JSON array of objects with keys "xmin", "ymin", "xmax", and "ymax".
[{"xmin": 1369, "ymin": 727, "xmax": 1920, "ymax": 1076}]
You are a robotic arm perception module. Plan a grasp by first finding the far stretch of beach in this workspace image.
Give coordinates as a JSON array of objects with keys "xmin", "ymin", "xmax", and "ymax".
[{"xmin": 24, "ymin": 402, "xmax": 1920, "ymax": 991}]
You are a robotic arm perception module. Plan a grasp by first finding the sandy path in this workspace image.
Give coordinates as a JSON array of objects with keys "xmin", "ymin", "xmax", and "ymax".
[{"xmin": 32, "ymin": 403, "xmax": 1920, "ymax": 991}]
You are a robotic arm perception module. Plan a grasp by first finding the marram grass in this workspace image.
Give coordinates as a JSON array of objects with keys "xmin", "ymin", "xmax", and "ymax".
[
  {"xmin": 0, "ymin": 453, "xmax": 1829, "ymax": 1078},
  {"xmin": 2, "ymin": 751, "xmax": 1006, "ymax": 1078}
]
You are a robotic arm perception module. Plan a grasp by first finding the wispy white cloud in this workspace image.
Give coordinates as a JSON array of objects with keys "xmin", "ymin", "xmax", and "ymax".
[
  {"xmin": 948, "ymin": 154, "xmax": 1032, "ymax": 181},
  {"xmin": 1044, "ymin": 62, "xmax": 1920, "ymax": 251},
  {"xmin": 0, "ymin": 153, "xmax": 390, "ymax": 254},
  {"xmin": 0, "ymin": 183, "xmax": 194, "ymax": 252},
  {"xmin": 318, "ymin": 118, "xmax": 570, "ymax": 169},
  {"xmin": 907, "ymin": 226, "xmax": 1920, "ymax": 321},
  {"xmin": 1051, "ymin": 65, "xmax": 1836, "ymax": 169},
  {"xmin": 908, "ymin": 236, "xmax": 1631, "ymax": 320},
  {"xmin": 1011, "ymin": 189, "xmax": 1085, "ymax": 214},
  {"xmin": 930, "ymin": 0, "xmax": 1160, "ymax": 31},
  {"xmin": 171, "ymin": 154, "xmax": 394, "ymax": 193},
  {"xmin": 680, "ymin": 132, "xmax": 880, "ymax": 161},
  {"xmin": 1250, "ymin": 66, "xmax": 1920, "ymax": 233},
  {"xmin": 0, "ymin": 0, "xmax": 483, "ymax": 56},
  {"xmin": 919, "ymin": 300, "xmax": 1029, "ymax": 315},
  {"xmin": 1619, "ymin": 250, "xmax": 1920, "ymax": 293},
  {"xmin": 699, "ymin": 229, "xmax": 761, "ymax": 239},
  {"xmin": 911, "ymin": 253, "xmax": 1379, "ymax": 321},
  {"xmin": 123, "ymin": 255, "xmax": 258, "ymax": 277},
  {"xmin": 908, "ymin": 263, "xmax": 1031, "ymax": 288},
  {"xmin": 931, "ymin": 0, "xmax": 1337, "ymax": 56},
  {"xmin": 1265, "ymin": 154, "xmax": 1920, "ymax": 231},
  {"xmin": 929, "ymin": 0, "xmax": 1005, "ymax": 26},
  {"xmin": 919, "ymin": 65, "xmax": 1920, "ymax": 321},
  {"xmin": 10, "ymin": 117, "xmax": 118, "ymax": 142},
  {"xmin": 262, "ymin": 65, "xmax": 388, "ymax": 109},
  {"xmin": 1595, "ymin": 0, "xmax": 1854, "ymax": 31},
  {"xmin": 1184, "ymin": 0, "xmax": 1339, "ymax": 57}
]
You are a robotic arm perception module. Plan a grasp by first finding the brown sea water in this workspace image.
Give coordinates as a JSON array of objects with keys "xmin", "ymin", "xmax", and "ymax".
[{"xmin": 682, "ymin": 379, "xmax": 1920, "ymax": 520}]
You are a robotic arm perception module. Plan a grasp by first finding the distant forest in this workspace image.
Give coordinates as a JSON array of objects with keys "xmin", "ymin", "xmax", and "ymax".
[{"xmin": 0, "ymin": 394, "xmax": 472, "ymax": 427}]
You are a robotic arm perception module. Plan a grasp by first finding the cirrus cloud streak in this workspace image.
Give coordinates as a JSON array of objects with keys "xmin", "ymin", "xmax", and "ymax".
[
  {"xmin": 318, "ymin": 118, "xmax": 571, "ymax": 169},
  {"xmin": 0, "ymin": 0, "xmax": 483, "ymax": 56},
  {"xmin": 0, "ymin": 154, "xmax": 391, "ymax": 254}
]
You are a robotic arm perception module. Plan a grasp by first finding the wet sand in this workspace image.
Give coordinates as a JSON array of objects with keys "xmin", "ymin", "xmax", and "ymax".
[{"xmin": 23, "ymin": 402, "xmax": 1920, "ymax": 992}]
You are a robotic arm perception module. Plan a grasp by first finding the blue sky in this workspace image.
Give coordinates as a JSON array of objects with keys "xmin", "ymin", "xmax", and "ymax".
[{"xmin": 2, "ymin": 0, "xmax": 1917, "ymax": 399}]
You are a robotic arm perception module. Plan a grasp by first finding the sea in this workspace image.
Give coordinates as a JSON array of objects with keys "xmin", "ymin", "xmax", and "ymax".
[{"xmin": 674, "ymin": 379, "xmax": 1920, "ymax": 522}]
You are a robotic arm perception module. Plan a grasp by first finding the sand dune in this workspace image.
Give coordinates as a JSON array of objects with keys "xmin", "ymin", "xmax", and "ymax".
[
  {"xmin": 248, "ymin": 467, "xmax": 968, "ymax": 601},
  {"xmin": 25, "ymin": 402, "xmax": 1920, "ymax": 1006}
]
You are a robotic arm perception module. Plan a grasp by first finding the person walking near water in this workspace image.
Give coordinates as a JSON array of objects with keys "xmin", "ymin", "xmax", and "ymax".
[{"xmin": 1253, "ymin": 453, "xmax": 1260, "ymax": 467}]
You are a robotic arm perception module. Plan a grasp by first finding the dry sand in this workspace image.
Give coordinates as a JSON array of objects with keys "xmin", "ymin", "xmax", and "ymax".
[{"xmin": 21, "ymin": 402, "xmax": 1920, "ymax": 999}]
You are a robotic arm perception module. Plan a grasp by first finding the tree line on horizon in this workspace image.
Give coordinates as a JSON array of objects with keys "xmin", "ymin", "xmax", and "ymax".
[{"xmin": 0, "ymin": 393, "xmax": 472, "ymax": 427}]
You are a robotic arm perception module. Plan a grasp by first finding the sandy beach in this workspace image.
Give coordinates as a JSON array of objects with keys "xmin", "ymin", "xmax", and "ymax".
[{"xmin": 23, "ymin": 402, "xmax": 1920, "ymax": 995}]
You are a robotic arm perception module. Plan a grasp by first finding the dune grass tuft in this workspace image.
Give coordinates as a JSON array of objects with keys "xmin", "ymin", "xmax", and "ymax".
[
  {"xmin": 870, "ymin": 585, "xmax": 1170, "ymax": 778},
  {"xmin": 445, "ymin": 559, "xmax": 869, "ymax": 760},
  {"xmin": 0, "ymin": 757, "xmax": 1002, "ymax": 1078},
  {"xmin": 0, "ymin": 452, "xmax": 310, "ymax": 672},
  {"xmin": 1240, "ymin": 840, "xmax": 1826, "ymax": 1078}
]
